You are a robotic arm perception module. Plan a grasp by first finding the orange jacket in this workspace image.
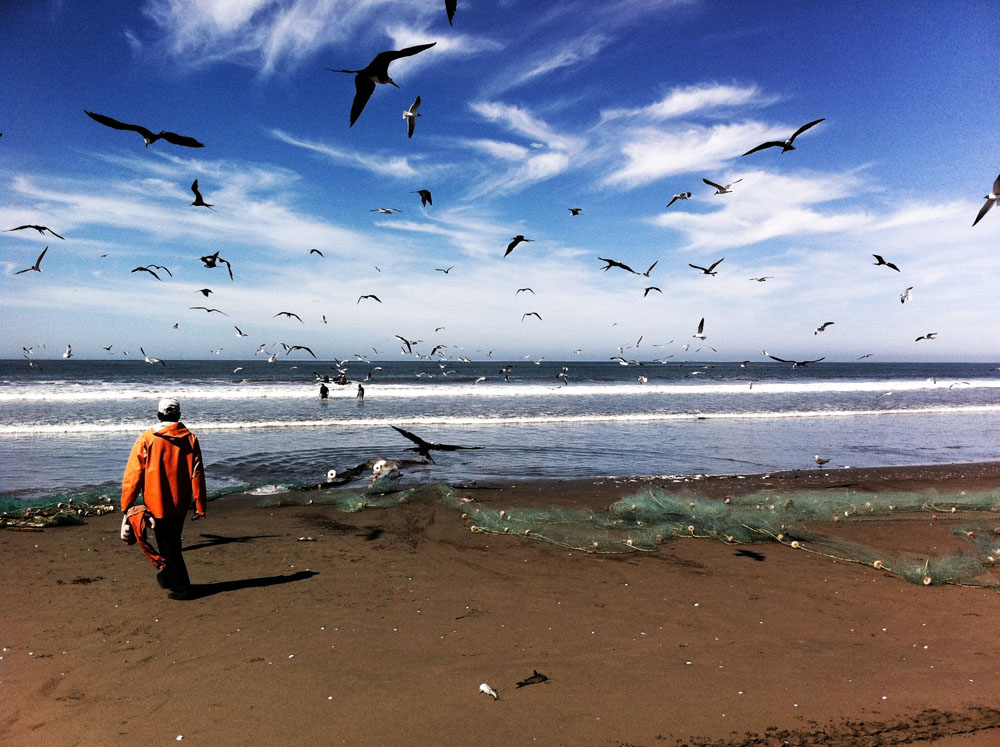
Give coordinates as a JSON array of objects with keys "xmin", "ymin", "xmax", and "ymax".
[{"xmin": 121, "ymin": 422, "xmax": 207, "ymax": 518}]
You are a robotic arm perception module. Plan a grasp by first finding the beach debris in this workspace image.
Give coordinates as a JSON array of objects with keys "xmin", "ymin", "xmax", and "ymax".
[
  {"xmin": 298, "ymin": 536, "xmax": 316, "ymax": 542},
  {"xmin": 516, "ymin": 670, "xmax": 549, "ymax": 688},
  {"xmin": 479, "ymin": 683, "xmax": 499, "ymax": 700}
]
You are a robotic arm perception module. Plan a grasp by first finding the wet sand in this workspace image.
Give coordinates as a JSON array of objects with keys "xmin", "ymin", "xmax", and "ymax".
[{"xmin": 3, "ymin": 462, "xmax": 1000, "ymax": 746}]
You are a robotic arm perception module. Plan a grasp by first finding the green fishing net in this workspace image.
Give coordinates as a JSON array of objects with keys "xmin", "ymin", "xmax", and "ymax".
[{"xmin": 273, "ymin": 479, "xmax": 1000, "ymax": 589}]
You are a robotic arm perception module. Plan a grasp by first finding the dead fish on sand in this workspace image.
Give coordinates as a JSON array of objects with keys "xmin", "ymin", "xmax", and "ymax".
[{"xmin": 516, "ymin": 670, "xmax": 549, "ymax": 688}]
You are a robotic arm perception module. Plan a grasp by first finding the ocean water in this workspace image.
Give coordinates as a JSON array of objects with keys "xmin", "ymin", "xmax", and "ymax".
[{"xmin": 1, "ymin": 359, "xmax": 999, "ymax": 507}]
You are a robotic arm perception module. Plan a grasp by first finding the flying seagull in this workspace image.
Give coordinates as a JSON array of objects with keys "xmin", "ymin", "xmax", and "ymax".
[
  {"xmin": 749, "ymin": 276, "xmax": 773, "ymax": 282},
  {"xmin": 140, "ymin": 347, "xmax": 166, "ymax": 366},
  {"xmin": 5, "ymin": 224, "xmax": 65, "ymax": 239},
  {"xmin": 445, "ymin": 0, "xmax": 457, "ymax": 25},
  {"xmin": 972, "ymin": 174, "xmax": 1000, "ymax": 226},
  {"xmin": 814, "ymin": 321, "xmax": 834, "ymax": 334},
  {"xmin": 370, "ymin": 207, "xmax": 401, "ymax": 214},
  {"xmin": 642, "ymin": 260, "xmax": 658, "ymax": 277},
  {"xmin": 131, "ymin": 265, "xmax": 167, "ymax": 281},
  {"xmin": 84, "ymin": 110, "xmax": 204, "ymax": 148},
  {"xmin": 357, "ymin": 295, "xmax": 382, "ymax": 304},
  {"xmin": 326, "ymin": 42, "xmax": 437, "ymax": 127},
  {"xmin": 599, "ymin": 257, "xmax": 638, "ymax": 274},
  {"xmin": 872, "ymin": 254, "xmax": 900, "ymax": 272},
  {"xmin": 915, "ymin": 332, "xmax": 938, "ymax": 341},
  {"xmin": 190, "ymin": 179, "xmax": 214, "ymax": 209},
  {"xmin": 693, "ymin": 318, "xmax": 707, "ymax": 340},
  {"xmin": 274, "ymin": 311, "xmax": 304, "ymax": 322},
  {"xmin": 394, "ymin": 335, "xmax": 422, "ymax": 354},
  {"xmin": 666, "ymin": 192, "xmax": 692, "ymax": 208},
  {"xmin": 504, "ymin": 235, "xmax": 533, "ymax": 257},
  {"xmin": 568, "ymin": 207, "xmax": 582, "ymax": 216},
  {"xmin": 643, "ymin": 286, "xmax": 662, "ymax": 297},
  {"xmin": 195, "ymin": 288, "xmax": 213, "ymax": 297},
  {"xmin": 285, "ymin": 345, "xmax": 316, "ymax": 358},
  {"xmin": 390, "ymin": 424, "xmax": 481, "ymax": 461},
  {"xmin": 522, "ymin": 312, "xmax": 542, "ymax": 321},
  {"xmin": 412, "ymin": 189, "xmax": 432, "ymax": 207},
  {"xmin": 689, "ymin": 257, "xmax": 725, "ymax": 275},
  {"xmin": 703, "ymin": 178, "xmax": 742, "ymax": 194},
  {"xmin": 435, "ymin": 266, "xmax": 454, "ymax": 274},
  {"xmin": 900, "ymin": 286, "xmax": 913, "ymax": 304},
  {"xmin": 63, "ymin": 344, "xmax": 73, "ymax": 359},
  {"xmin": 309, "ymin": 248, "xmax": 324, "ymax": 257},
  {"xmin": 15, "ymin": 246, "xmax": 48, "ymax": 274},
  {"xmin": 515, "ymin": 287, "xmax": 534, "ymax": 295},
  {"xmin": 190, "ymin": 306, "xmax": 229, "ymax": 316},
  {"xmin": 200, "ymin": 251, "xmax": 233, "ymax": 280},
  {"xmin": 235, "ymin": 326, "xmax": 248, "ymax": 337},
  {"xmin": 403, "ymin": 96, "xmax": 422, "ymax": 138},
  {"xmin": 767, "ymin": 354, "xmax": 825, "ymax": 367},
  {"xmin": 742, "ymin": 118, "xmax": 825, "ymax": 156}
]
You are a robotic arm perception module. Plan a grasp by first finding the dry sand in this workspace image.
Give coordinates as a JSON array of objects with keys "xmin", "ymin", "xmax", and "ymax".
[{"xmin": 3, "ymin": 463, "xmax": 1000, "ymax": 746}]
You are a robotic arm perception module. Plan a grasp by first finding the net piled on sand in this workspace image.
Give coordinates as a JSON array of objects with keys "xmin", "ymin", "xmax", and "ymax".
[
  {"xmin": 0, "ymin": 496, "xmax": 118, "ymax": 529},
  {"xmin": 460, "ymin": 486, "xmax": 1000, "ymax": 588}
]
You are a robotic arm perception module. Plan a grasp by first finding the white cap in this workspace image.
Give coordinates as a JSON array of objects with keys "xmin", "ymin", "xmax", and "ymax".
[{"xmin": 158, "ymin": 398, "xmax": 180, "ymax": 415}]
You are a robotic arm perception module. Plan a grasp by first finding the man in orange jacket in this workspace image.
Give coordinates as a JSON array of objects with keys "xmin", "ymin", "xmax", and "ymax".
[{"xmin": 122, "ymin": 398, "xmax": 207, "ymax": 600}]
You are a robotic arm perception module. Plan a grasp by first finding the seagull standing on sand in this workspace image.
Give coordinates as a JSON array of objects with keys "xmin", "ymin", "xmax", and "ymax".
[
  {"xmin": 403, "ymin": 96, "xmax": 422, "ymax": 138},
  {"xmin": 15, "ymin": 246, "xmax": 48, "ymax": 274},
  {"xmin": 814, "ymin": 455, "xmax": 830, "ymax": 468},
  {"xmin": 326, "ymin": 42, "xmax": 436, "ymax": 127},
  {"xmin": 742, "ymin": 118, "xmax": 825, "ymax": 156},
  {"xmin": 972, "ymin": 174, "xmax": 1000, "ymax": 226}
]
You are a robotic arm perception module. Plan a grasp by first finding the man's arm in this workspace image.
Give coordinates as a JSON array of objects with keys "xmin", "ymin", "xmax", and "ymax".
[
  {"xmin": 121, "ymin": 434, "xmax": 148, "ymax": 512},
  {"xmin": 191, "ymin": 437, "xmax": 207, "ymax": 516}
]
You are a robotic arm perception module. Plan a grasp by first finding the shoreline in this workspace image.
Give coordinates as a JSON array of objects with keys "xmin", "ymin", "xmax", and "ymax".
[{"xmin": 3, "ymin": 462, "xmax": 1000, "ymax": 745}]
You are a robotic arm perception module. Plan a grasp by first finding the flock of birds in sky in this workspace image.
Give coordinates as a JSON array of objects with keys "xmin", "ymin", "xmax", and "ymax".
[{"xmin": 6, "ymin": 0, "xmax": 1000, "ymax": 384}]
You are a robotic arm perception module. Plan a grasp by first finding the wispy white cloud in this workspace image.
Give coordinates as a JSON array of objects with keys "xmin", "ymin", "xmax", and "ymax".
[
  {"xmin": 600, "ymin": 83, "xmax": 772, "ymax": 122},
  {"xmin": 463, "ymin": 101, "xmax": 589, "ymax": 196},
  {"xmin": 648, "ymin": 170, "xmax": 871, "ymax": 249},
  {"xmin": 489, "ymin": 33, "xmax": 610, "ymax": 95},
  {"xmin": 269, "ymin": 129, "xmax": 420, "ymax": 178},
  {"xmin": 600, "ymin": 121, "xmax": 775, "ymax": 188}
]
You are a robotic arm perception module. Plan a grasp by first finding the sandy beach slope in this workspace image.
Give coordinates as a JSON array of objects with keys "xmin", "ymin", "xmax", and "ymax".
[{"xmin": 3, "ymin": 463, "xmax": 1000, "ymax": 746}]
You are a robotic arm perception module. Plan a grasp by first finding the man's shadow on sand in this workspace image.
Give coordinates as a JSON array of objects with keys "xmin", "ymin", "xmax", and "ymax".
[
  {"xmin": 179, "ymin": 533, "xmax": 317, "ymax": 599},
  {"xmin": 189, "ymin": 570, "xmax": 318, "ymax": 599}
]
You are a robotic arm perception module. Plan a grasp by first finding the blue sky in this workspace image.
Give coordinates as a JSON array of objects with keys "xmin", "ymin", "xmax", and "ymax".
[{"xmin": 3, "ymin": 0, "xmax": 998, "ymax": 363}]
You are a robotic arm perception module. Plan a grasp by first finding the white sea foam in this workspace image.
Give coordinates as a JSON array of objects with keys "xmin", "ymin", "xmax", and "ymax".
[
  {"xmin": 3, "ymin": 405, "xmax": 999, "ymax": 436},
  {"xmin": 2, "ymin": 378, "xmax": 998, "ymax": 402}
]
